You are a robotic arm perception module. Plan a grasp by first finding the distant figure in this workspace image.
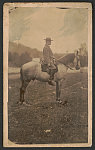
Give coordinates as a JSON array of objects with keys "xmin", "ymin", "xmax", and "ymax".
[
  {"xmin": 42, "ymin": 37, "xmax": 58, "ymax": 85},
  {"xmin": 74, "ymin": 50, "xmax": 80, "ymax": 70}
]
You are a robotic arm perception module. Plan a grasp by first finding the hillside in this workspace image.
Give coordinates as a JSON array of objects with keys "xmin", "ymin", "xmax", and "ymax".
[
  {"xmin": 9, "ymin": 42, "xmax": 42, "ymax": 58},
  {"xmin": 8, "ymin": 42, "xmax": 64, "ymax": 67}
]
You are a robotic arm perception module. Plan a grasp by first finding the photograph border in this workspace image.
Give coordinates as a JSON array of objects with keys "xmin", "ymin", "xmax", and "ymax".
[{"xmin": 3, "ymin": 2, "xmax": 92, "ymax": 148}]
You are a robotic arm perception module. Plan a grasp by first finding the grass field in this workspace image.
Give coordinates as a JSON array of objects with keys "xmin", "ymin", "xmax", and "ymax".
[{"xmin": 8, "ymin": 71, "xmax": 88, "ymax": 144}]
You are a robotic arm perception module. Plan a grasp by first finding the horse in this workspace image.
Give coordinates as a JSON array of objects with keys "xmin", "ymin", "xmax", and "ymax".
[{"xmin": 19, "ymin": 53, "xmax": 80, "ymax": 104}]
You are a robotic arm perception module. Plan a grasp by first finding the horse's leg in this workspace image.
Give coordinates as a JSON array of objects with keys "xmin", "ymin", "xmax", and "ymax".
[
  {"xmin": 20, "ymin": 80, "xmax": 30, "ymax": 104},
  {"xmin": 20, "ymin": 81, "xmax": 25, "ymax": 103},
  {"xmin": 56, "ymin": 81, "xmax": 58, "ymax": 101},
  {"xmin": 56, "ymin": 81, "xmax": 61, "ymax": 102},
  {"xmin": 20, "ymin": 80, "xmax": 22, "ymax": 103}
]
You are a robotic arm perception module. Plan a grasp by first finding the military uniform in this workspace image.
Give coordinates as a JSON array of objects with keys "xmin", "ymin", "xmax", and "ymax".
[
  {"xmin": 43, "ymin": 44, "xmax": 56, "ymax": 69},
  {"xmin": 42, "ymin": 37, "xmax": 58, "ymax": 85},
  {"xmin": 43, "ymin": 44, "xmax": 53, "ymax": 64}
]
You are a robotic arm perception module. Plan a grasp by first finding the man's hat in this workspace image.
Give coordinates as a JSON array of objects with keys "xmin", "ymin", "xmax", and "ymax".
[{"xmin": 44, "ymin": 37, "xmax": 53, "ymax": 41}]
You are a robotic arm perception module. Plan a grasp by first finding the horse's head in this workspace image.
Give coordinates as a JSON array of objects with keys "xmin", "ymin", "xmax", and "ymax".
[
  {"xmin": 74, "ymin": 51, "xmax": 80, "ymax": 70},
  {"xmin": 57, "ymin": 52, "xmax": 80, "ymax": 70}
]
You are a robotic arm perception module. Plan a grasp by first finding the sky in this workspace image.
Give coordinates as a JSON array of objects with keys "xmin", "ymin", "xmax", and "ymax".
[{"xmin": 9, "ymin": 7, "xmax": 88, "ymax": 53}]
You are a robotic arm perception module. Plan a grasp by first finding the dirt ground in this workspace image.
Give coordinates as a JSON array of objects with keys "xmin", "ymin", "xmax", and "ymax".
[{"xmin": 8, "ymin": 72, "xmax": 88, "ymax": 144}]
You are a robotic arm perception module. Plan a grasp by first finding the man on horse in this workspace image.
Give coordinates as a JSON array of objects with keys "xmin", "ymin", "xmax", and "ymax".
[{"xmin": 42, "ymin": 37, "xmax": 58, "ymax": 85}]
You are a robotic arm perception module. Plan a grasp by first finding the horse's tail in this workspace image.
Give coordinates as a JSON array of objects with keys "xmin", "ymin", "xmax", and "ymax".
[{"xmin": 20, "ymin": 67, "xmax": 23, "ymax": 82}]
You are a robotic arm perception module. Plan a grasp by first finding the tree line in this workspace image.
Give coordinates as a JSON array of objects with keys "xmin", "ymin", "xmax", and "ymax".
[{"xmin": 8, "ymin": 52, "xmax": 32, "ymax": 67}]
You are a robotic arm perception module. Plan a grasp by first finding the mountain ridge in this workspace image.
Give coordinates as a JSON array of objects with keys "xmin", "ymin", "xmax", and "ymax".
[{"xmin": 9, "ymin": 41, "xmax": 42, "ymax": 58}]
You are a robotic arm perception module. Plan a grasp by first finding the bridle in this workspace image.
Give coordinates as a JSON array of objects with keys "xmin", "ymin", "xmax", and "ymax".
[{"xmin": 56, "ymin": 54, "xmax": 80, "ymax": 71}]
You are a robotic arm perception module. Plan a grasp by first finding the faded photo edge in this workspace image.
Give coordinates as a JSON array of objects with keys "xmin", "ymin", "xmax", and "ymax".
[{"xmin": 3, "ymin": 2, "xmax": 92, "ymax": 147}]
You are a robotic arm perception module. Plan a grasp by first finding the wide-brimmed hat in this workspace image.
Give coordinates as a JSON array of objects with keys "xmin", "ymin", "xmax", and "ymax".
[{"xmin": 44, "ymin": 37, "xmax": 53, "ymax": 41}]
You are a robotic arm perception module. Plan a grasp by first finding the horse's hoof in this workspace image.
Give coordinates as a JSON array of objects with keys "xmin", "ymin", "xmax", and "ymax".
[
  {"xmin": 23, "ymin": 102, "xmax": 27, "ymax": 105},
  {"xmin": 17, "ymin": 101, "xmax": 23, "ymax": 105},
  {"xmin": 63, "ymin": 100, "xmax": 68, "ymax": 105},
  {"xmin": 58, "ymin": 100, "xmax": 62, "ymax": 104},
  {"xmin": 56, "ymin": 99, "xmax": 62, "ymax": 104},
  {"xmin": 23, "ymin": 102, "xmax": 31, "ymax": 106}
]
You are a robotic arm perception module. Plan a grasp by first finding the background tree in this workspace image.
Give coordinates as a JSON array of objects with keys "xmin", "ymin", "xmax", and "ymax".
[{"xmin": 79, "ymin": 42, "xmax": 88, "ymax": 56}]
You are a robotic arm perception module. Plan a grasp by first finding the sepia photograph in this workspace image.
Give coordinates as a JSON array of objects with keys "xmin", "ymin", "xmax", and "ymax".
[{"xmin": 3, "ymin": 2, "xmax": 92, "ymax": 147}]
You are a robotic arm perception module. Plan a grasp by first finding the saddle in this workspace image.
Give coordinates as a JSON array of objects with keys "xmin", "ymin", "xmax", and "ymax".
[{"xmin": 40, "ymin": 58, "xmax": 58, "ymax": 80}]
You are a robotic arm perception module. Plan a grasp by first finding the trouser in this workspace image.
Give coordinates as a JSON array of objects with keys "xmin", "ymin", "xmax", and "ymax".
[
  {"xmin": 49, "ymin": 69, "xmax": 55, "ymax": 80},
  {"xmin": 41, "ymin": 63, "xmax": 58, "ymax": 79},
  {"xmin": 49, "ymin": 65, "xmax": 58, "ymax": 80}
]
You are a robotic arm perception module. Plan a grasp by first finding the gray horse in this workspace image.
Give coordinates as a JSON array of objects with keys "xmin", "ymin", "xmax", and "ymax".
[{"xmin": 19, "ymin": 53, "xmax": 80, "ymax": 104}]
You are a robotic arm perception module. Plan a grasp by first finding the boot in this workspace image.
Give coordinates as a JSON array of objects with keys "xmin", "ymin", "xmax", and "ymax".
[
  {"xmin": 50, "ymin": 69, "xmax": 55, "ymax": 79},
  {"xmin": 48, "ymin": 70, "xmax": 55, "ymax": 86}
]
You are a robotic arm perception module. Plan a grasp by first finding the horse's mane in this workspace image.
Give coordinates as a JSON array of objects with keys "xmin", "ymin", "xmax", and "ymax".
[{"xmin": 57, "ymin": 53, "xmax": 75, "ymax": 66}]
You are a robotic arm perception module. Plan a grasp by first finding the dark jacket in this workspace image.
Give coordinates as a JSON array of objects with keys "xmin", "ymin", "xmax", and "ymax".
[{"xmin": 43, "ymin": 44, "xmax": 54, "ymax": 64}]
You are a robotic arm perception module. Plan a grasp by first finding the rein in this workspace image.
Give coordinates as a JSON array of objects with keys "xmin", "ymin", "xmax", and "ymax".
[
  {"xmin": 56, "ymin": 59, "xmax": 74, "ymax": 70},
  {"xmin": 56, "ymin": 54, "xmax": 80, "ymax": 71},
  {"xmin": 65, "ymin": 65, "xmax": 74, "ymax": 70}
]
